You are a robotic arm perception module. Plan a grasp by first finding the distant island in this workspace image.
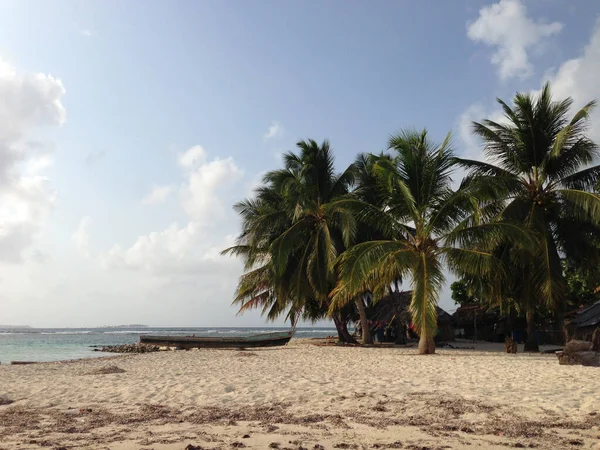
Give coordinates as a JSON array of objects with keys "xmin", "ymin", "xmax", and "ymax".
[
  {"xmin": 102, "ymin": 324, "xmax": 148, "ymax": 329},
  {"xmin": 0, "ymin": 325, "xmax": 31, "ymax": 329}
]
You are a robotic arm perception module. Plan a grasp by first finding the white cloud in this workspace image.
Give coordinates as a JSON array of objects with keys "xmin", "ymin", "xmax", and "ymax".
[
  {"xmin": 0, "ymin": 57, "xmax": 65, "ymax": 263},
  {"xmin": 102, "ymin": 146, "xmax": 244, "ymax": 274},
  {"xmin": 102, "ymin": 222, "xmax": 200, "ymax": 271},
  {"xmin": 80, "ymin": 29, "xmax": 93, "ymax": 37},
  {"xmin": 142, "ymin": 185, "xmax": 175, "ymax": 205},
  {"xmin": 0, "ymin": 177, "xmax": 56, "ymax": 263},
  {"xmin": 26, "ymin": 155, "xmax": 53, "ymax": 174},
  {"xmin": 178, "ymin": 145, "xmax": 206, "ymax": 169},
  {"xmin": 72, "ymin": 216, "xmax": 93, "ymax": 258},
  {"xmin": 180, "ymin": 156, "xmax": 244, "ymax": 222},
  {"xmin": 542, "ymin": 18, "xmax": 600, "ymax": 144},
  {"xmin": 467, "ymin": 0, "xmax": 562, "ymax": 80},
  {"xmin": 458, "ymin": 18, "xmax": 600, "ymax": 174},
  {"xmin": 264, "ymin": 121, "xmax": 283, "ymax": 140},
  {"xmin": 101, "ymin": 222, "xmax": 237, "ymax": 274}
]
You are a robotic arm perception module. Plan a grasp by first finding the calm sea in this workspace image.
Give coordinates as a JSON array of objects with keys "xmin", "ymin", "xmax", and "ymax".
[{"xmin": 0, "ymin": 327, "xmax": 337, "ymax": 363}]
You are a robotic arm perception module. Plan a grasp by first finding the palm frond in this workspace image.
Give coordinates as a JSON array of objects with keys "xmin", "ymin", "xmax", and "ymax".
[
  {"xmin": 558, "ymin": 165, "xmax": 600, "ymax": 191},
  {"xmin": 558, "ymin": 189, "xmax": 600, "ymax": 223},
  {"xmin": 331, "ymin": 240, "xmax": 415, "ymax": 309}
]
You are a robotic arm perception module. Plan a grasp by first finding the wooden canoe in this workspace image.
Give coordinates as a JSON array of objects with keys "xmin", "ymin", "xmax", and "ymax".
[{"xmin": 139, "ymin": 331, "xmax": 292, "ymax": 349}]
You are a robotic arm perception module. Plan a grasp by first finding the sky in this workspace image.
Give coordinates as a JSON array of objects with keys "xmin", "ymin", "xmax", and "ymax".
[{"xmin": 1, "ymin": 0, "xmax": 600, "ymax": 327}]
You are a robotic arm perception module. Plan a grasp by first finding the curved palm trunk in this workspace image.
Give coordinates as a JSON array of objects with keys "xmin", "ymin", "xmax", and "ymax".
[
  {"xmin": 354, "ymin": 296, "xmax": 373, "ymax": 345},
  {"xmin": 523, "ymin": 308, "xmax": 539, "ymax": 352},
  {"xmin": 325, "ymin": 296, "xmax": 357, "ymax": 344},
  {"xmin": 332, "ymin": 312, "xmax": 357, "ymax": 344}
]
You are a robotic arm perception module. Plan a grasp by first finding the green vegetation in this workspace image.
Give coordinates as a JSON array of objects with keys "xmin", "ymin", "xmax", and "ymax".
[
  {"xmin": 224, "ymin": 84, "xmax": 600, "ymax": 354},
  {"xmin": 456, "ymin": 83, "xmax": 600, "ymax": 351},
  {"xmin": 450, "ymin": 281, "xmax": 478, "ymax": 307},
  {"xmin": 222, "ymin": 139, "xmax": 363, "ymax": 342}
]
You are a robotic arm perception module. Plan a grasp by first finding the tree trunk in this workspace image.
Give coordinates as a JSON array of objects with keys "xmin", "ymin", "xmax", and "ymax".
[
  {"xmin": 395, "ymin": 319, "xmax": 406, "ymax": 345},
  {"xmin": 592, "ymin": 328, "xmax": 600, "ymax": 352},
  {"xmin": 418, "ymin": 334, "xmax": 435, "ymax": 354},
  {"xmin": 523, "ymin": 308, "xmax": 539, "ymax": 352},
  {"xmin": 354, "ymin": 297, "xmax": 373, "ymax": 345},
  {"xmin": 332, "ymin": 313, "xmax": 357, "ymax": 344},
  {"xmin": 557, "ymin": 315, "xmax": 567, "ymax": 346}
]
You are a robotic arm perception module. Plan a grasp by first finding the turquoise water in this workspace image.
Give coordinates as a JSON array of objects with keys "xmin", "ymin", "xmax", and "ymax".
[{"xmin": 0, "ymin": 327, "xmax": 336, "ymax": 363}]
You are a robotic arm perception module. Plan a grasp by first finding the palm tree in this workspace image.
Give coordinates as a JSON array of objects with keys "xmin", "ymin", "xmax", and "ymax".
[
  {"xmin": 349, "ymin": 152, "xmax": 399, "ymax": 345},
  {"xmin": 332, "ymin": 129, "xmax": 510, "ymax": 354},
  {"xmin": 458, "ymin": 83, "xmax": 600, "ymax": 351},
  {"xmin": 222, "ymin": 185, "xmax": 300, "ymax": 321},
  {"xmin": 224, "ymin": 139, "xmax": 362, "ymax": 342}
]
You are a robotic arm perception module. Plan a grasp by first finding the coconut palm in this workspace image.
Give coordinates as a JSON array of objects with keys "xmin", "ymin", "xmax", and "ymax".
[
  {"xmin": 349, "ymin": 152, "xmax": 400, "ymax": 345},
  {"xmin": 224, "ymin": 139, "xmax": 363, "ymax": 342},
  {"xmin": 221, "ymin": 184, "xmax": 298, "ymax": 320},
  {"xmin": 332, "ymin": 129, "xmax": 514, "ymax": 354},
  {"xmin": 457, "ymin": 83, "xmax": 600, "ymax": 351}
]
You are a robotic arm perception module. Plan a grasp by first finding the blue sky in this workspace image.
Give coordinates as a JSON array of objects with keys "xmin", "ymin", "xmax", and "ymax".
[{"xmin": 1, "ymin": 0, "xmax": 599, "ymax": 327}]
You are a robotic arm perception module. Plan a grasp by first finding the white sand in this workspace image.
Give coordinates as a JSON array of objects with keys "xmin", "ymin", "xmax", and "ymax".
[{"xmin": 1, "ymin": 340, "xmax": 599, "ymax": 449}]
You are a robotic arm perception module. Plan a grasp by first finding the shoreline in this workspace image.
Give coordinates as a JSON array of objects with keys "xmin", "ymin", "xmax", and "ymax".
[
  {"xmin": 1, "ymin": 340, "xmax": 598, "ymax": 449},
  {"xmin": 0, "ymin": 328, "xmax": 339, "ymax": 364},
  {"xmin": 1, "ymin": 336, "xmax": 564, "ymax": 365}
]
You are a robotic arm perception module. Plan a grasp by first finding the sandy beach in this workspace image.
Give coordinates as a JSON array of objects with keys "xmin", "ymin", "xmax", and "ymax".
[{"xmin": 1, "ymin": 340, "xmax": 599, "ymax": 450}]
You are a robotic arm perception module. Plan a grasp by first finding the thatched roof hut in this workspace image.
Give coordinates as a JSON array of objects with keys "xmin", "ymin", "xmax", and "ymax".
[
  {"xmin": 352, "ymin": 291, "xmax": 455, "ymax": 342},
  {"xmin": 565, "ymin": 300, "xmax": 600, "ymax": 341}
]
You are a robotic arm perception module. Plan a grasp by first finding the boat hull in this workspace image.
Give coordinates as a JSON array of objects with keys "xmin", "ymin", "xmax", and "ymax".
[{"xmin": 139, "ymin": 331, "xmax": 292, "ymax": 349}]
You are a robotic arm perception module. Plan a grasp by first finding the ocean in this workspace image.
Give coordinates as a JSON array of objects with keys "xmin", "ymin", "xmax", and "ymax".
[{"xmin": 0, "ymin": 327, "xmax": 338, "ymax": 363}]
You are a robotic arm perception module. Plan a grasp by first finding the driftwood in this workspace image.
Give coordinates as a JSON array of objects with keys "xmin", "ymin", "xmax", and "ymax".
[
  {"xmin": 564, "ymin": 340, "xmax": 592, "ymax": 352},
  {"xmin": 557, "ymin": 339, "xmax": 600, "ymax": 367},
  {"xmin": 557, "ymin": 350, "xmax": 600, "ymax": 366}
]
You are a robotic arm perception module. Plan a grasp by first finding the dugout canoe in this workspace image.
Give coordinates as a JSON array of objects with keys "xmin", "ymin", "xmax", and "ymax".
[{"xmin": 139, "ymin": 331, "xmax": 292, "ymax": 349}]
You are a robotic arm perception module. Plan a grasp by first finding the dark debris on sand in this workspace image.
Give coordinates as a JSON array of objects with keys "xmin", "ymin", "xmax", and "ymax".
[
  {"xmin": 186, "ymin": 403, "xmax": 348, "ymax": 428},
  {"xmin": 86, "ymin": 365, "xmax": 126, "ymax": 375},
  {"xmin": 1, "ymin": 393, "xmax": 598, "ymax": 449},
  {"xmin": 94, "ymin": 343, "xmax": 161, "ymax": 353},
  {"xmin": 236, "ymin": 352, "xmax": 258, "ymax": 358}
]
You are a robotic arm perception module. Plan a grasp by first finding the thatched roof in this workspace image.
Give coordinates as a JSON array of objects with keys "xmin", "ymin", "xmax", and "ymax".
[
  {"xmin": 569, "ymin": 300, "xmax": 600, "ymax": 329},
  {"xmin": 353, "ymin": 291, "xmax": 453, "ymax": 325},
  {"xmin": 452, "ymin": 304, "xmax": 500, "ymax": 327}
]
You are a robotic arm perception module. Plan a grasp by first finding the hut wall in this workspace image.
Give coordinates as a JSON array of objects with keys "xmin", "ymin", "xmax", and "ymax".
[
  {"xmin": 439, "ymin": 323, "xmax": 455, "ymax": 342},
  {"xmin": 572, "ymin": 325, "xmax": 599, "ymax": 342}
]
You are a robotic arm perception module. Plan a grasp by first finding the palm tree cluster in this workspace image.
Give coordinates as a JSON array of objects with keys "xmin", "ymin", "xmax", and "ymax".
[{"xmin": 223, "ymin": 84, "xmax": 600, "ymax": 354}]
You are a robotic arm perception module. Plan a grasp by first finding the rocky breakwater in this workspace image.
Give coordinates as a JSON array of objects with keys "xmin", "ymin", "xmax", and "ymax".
[{"xmin": 93, "ymin": 343, "xmax": 162, "ymax": 353}]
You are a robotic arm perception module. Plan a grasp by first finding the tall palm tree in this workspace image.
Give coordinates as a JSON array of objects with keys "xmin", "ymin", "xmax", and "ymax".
[
  {"xmin": 224, "ymin": 139, "xmax": 361, "ymax": 342},
  {"xmin": 332, "ymin": 129, "xmax": 512, "ymax": 354},
  {"xmin": 349, "ymin": 152, "xmax": 399, "ymax": 345},
  {"xmin": 458, "ymin": 83, "xmax": 600, "ymax": 351},
  {"xmin": 222, "ymin": 184, "xmax": 301, "ymax": 321}
]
